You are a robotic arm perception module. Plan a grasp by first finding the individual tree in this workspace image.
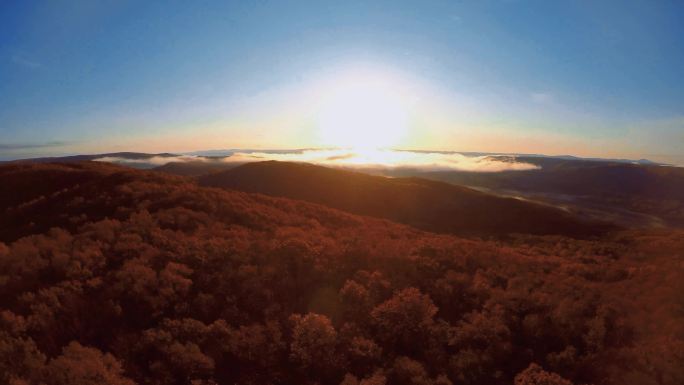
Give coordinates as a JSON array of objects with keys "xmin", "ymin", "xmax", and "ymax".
[
  {"xmin": 370, "ymin": 288, "xmax": 437, "ymax": 351},
  {"xmin": 44, "ymin": 341, "xmax": 135, "ymax": 385},
  {"xmin": 359, "ymin": 370, "xmax": 387, "ymax": 385},
  {"xmin": 345, "ymin": 336, "xmax": 382, "ymax": 376},
  {"xmin": 391, "ymin": 356, "xmax": 432, "ymax": 385},
  {"xmin": 340, "ymin": 373, "xmax": 359, "ymax": 385},
  {"xmin": 0, "ymin": 333, "xmax": 46, "ymax": 384},
  {"xmin": 140, "ymin": 320, "xmax": 215, "ymax": 384},
  {"xmin": 514, "ymin": 363, "xmax": 574, "ymax": 385},
  {"xmin": 226, "ymin": 321, "xmax": 285, "ymax": 368},
  {"xmin": 289, "ymin": 313, "xmax": 338, "ymax": 373}
]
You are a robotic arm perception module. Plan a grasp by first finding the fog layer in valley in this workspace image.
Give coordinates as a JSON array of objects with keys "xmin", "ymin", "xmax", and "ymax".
[{"xmin": 95, "ymin": 149, "xmax": 541, "ymax": 172}]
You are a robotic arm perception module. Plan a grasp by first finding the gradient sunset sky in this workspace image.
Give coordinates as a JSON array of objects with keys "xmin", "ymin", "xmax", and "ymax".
[{"xmin": 1, "ymin": 1, "xmax": 683, "ymax": 164}]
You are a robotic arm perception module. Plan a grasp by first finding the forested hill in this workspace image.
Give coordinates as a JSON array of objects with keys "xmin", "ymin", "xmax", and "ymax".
[
  {"xmin": 0, "ymin": 161, "xmax": 682, "ymax": 385},
  {"xmin": 379, "ymin": 158, "xmax": 684, "ymax": 228},
  {"xmin": 198, "ymin": 161, "xmax": 616, "ymax": 238}
]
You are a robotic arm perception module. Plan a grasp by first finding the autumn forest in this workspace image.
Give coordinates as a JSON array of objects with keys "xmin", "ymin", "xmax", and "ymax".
[{"xmin": 0, "ymin": 161, "xmax": 682, "ymax": 385}]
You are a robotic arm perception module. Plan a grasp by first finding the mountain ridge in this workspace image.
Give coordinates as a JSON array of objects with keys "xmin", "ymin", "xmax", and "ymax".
[{"xmin": 198, "ymin": 160, "xmax": 616, "ymax": 238}]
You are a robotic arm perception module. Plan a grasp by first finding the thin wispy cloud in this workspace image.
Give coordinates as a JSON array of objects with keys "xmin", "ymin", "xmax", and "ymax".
[
  {"xmin": 0, "ymin": 141, "xmax": 67, "ymax": 150},
  {"xmin": 11, "ymin": 54, "xmax": 41, "ymax": 69}
]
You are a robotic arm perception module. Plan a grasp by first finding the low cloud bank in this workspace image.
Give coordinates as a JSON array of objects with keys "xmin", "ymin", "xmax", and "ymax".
[
  {"xmin": 93, "ymin": 155, "xmax": 204, "ymax": 167},
  {"xmin": 224, "ymin": 149, "xmax": 541, "ymax": 172},
  {"xmin": 95, "ymin": 149, "xmax": 541, "ymax": 172}
]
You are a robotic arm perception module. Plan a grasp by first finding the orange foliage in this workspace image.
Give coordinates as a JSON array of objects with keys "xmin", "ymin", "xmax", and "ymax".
[{"xmin": 0, "ymin": 162, "xmax": 682, "ymax": 385}]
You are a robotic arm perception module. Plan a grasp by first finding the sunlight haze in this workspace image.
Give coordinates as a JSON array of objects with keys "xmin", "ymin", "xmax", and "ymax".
[{"xmin": 1, "ymin": 1, "xmax": 683, "ymax": 165}]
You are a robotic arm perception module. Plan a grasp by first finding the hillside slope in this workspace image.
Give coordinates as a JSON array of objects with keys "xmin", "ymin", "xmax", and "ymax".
[
  {"xmin": 0, "ymin": 162, "xmax": 681, "ymax": 385},
  {"xmin": 382, "ymin": 158, "xmax": 684, "ymax": 228},
  {"xmin": 154, "ymin": 160, "xmax": 237, "ymax": 176},
  {"xmin": 198, "ymin": 161, "xmax": 615, "ymax": 238}
]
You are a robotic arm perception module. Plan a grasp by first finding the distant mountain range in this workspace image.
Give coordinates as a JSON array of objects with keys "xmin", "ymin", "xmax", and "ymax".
[
  {"xmin": 6, "ymin": 150, "xmax": 683, "ymax": 231},
  {"xmin": 397, "ymin": 149, "xmax": 663, "ymax": 165},
  {"xmin": 3, "ymin": 152, "xmax": 180, "ymax": 167},
  {"xmin": 372, "ymin": 156, "xmax": 684, "ymax": 228},
  {"xmin": 2, "ymin": 149, "xmax": 667, "ymax": 166}
]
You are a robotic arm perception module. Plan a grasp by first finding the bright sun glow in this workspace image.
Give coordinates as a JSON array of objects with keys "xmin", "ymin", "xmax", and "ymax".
[{"xmin": 315, "ymin": 69, "xmax": 412, "ymax": 150}]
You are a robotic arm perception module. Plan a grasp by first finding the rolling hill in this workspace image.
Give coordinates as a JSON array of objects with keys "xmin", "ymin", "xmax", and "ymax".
[
  {"xmin": 0, "ymin": 161, "xmax": 681, "ymax": 385},
  {"xmin": 377, "ymin": 157, "xmax": 684, "ymax": 228},
  {"xmin": 197, "ymin": 161, "xmax": 615, "ymax": 238},
  {"xmin": 154, "ymin": 159, "xmax": 238, "ymax": 176}
]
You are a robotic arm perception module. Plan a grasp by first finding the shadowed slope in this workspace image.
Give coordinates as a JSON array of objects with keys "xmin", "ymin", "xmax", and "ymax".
[
  {"xmin": 382, "ymin": 158, "xmax": 684, "ymax": 228},
  {"xmin": 198, "ymin": 161, "xmax": 615, "ymax": 238},
  {"xmin": 154, "ymin": 160, "xmax": 238, "ymax": 176}
]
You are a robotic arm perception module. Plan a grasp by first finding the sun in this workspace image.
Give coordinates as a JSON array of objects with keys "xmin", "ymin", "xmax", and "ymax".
[{"xmin": 315, "ymin": 69, "xmax": 411, "ymax": 150}]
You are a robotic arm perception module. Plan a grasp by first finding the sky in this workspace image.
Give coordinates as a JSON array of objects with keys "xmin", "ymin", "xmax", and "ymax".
[{"xmin": 1, "ymin": 0, "xmax": 683, "ymax": 164}]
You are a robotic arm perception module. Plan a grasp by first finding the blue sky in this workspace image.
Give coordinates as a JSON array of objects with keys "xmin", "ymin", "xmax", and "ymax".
[{"xmin": 1, "ymin": 0, "xmax": 683, "ymax": 163}]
